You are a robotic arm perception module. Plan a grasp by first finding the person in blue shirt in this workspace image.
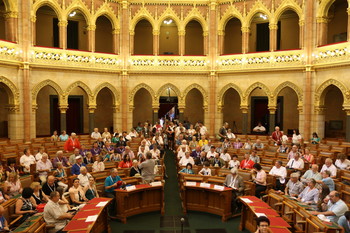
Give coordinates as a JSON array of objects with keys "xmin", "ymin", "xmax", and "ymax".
[
  {"xmin": 320, "ymin": 170, "xmax": 335, "ymax": 191},
  {"xmin": 71, "ymin": 156, "xmax": 86, "ymax": 175},
  {"xmin": 0, "ymin": 205, "xmax": 9, "ymax": 231},
  {"xmin": 178, "ymin": 163, "xmax": 194, "ymax": 174},
  {"xmin": 104, "ymin": 168, "xmax": 124, "ymax": 216}
]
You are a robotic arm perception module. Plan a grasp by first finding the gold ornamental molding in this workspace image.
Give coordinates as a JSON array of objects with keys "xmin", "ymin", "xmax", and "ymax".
[
  {"xmin": 314, "ymin": 79, "xmax": 350, "ymax": 109},
  {"xmin": 31, "ymin": 79, "xmax": 64, "ymax": 107}
]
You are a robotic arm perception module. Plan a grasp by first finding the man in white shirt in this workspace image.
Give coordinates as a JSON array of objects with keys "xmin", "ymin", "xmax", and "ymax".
[
  {"xmin": 269, "ymin": 161, "xmax": 287, "ymax": 191},
  {"xmin": 91, "ymin": 128, "xmax": 101, "ymax": 140},
  {"xmin": 198, "ymin": 122, "xmax": 207, "ymax": 137},
  {"xmin": 286, "ymin": 152, "xmax": 304, "ymax": 173},
  {"xmin": 220, "ymin": 148, "xmax": 231, "ymax": 162},
  {"xmin": 252, "ymin": 122, "xmax": 266, "ymax": 133},
  {"xmin": 77, "ymin": 166, "xmax": 92, "ymax": 187},
  {"xmin": 177, "ymin": 146, "xmax": 187, "ymax": 159},
  {"xmin": 179, "ymin": 152, "xmax": 195, "ymax": 166},
  {"xmin": 20, "ymin": 148, "xmax": 36, "ymax": 173},
  {"xmin": 321, "ymin": 158, "xmax": 337, "ymax": 178},
  {"xmin": 301, "ymin": 164, "xmax": 322, "ymax": 184},
  {"xmin": 36, "ymin": 153, "xmax": 53, "ymax": 183},
  {"xmin": 44, "ymin": 191, "xmax": 73, "ymax": 233},
  {"xmin": 206, "ymin": 146, "xmax": 218, "ymax": 159},
  {"xmin": 35, "ymin": 147, "xmax": 45, "ymax": 161}
]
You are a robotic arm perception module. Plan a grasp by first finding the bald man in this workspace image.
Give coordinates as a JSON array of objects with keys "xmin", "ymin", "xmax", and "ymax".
[{"xmin": 42, "ymin": 175, "xmax": 58, "ymax": 196}]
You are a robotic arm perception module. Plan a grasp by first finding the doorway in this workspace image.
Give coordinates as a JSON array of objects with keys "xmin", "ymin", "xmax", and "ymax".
[
  {"xmin": 50, "ymin": 95, "xmax": 83, "ymax": 134},
  {"xmin": 251, "ymin": 96, "xmax": 283, "ymax": 133},
  {"xmin": 159, "ymin": 96, "xmax": 178, "ymax": 121}
]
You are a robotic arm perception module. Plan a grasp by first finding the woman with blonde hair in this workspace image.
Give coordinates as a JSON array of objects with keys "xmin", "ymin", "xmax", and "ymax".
[
  {"xmin": 5, "ymin": 172, "xmax": 22, "ymax": 197},
  {"xmin": 30, "ymin": 182, "xmax": 48, "ymax": 205}
]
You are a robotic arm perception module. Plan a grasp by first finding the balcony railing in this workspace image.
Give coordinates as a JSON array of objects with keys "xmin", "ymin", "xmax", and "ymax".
[
  {"xmin": 0, "ymin": 40, "xmax": 21, "ymax": 62},
  {"xmin": 30, "ymin": 46, "xmax": 121, "ymax": 70},
  {"xmin": 128, "ymin": 55, "xmax": 209, "ymax": 72},
  {"xmin": 314, "ymin": 42, "xmax": 349, "ymax": 66},
  {"xmin": 217, "ymin": 50, "xmax": 305, "ymax": 71}
]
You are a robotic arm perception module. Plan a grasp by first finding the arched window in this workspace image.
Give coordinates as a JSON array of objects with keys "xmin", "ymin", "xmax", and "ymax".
[
  {"xmin": 95, "ymin": 15, "xmax": 113, "ymax": 53},
  {"xmin": 185, "ymin": 20, "xmax": 204, "ymax": 55},
  {"xmin": 224, "ymin": 17, "xmax": 242, "ymax": 54},
  {"xmin": 134, "ymin": 19, "xmax": 153, "ymax": 55}
]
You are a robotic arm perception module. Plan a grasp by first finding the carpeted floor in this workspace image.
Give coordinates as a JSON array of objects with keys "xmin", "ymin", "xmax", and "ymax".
[{"xmin": 110, "ymin": 150, "xmax": 249, "ymax": 233}]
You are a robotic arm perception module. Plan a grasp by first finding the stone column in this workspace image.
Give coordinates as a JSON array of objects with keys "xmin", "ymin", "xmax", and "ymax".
[
  {"xmin": 208, "ymin": 0, "xmax": 218, "ymax": 135},
  {"xmin": 299, "ymin": 20, "xmax": 304, "ymax": 49},
  {"xmin": 112, "ymin": 105, "xmax": 120, "ymax": 132},
  {"xmin": 87, "ymin": 25, "xmax": 96, "ymax": 52},
  {"xmin": 179, "ymin": 30, "xmax": 185, "ymax": 56},
  {"xmin": 88, "ymin": 107, "xmax": 96, "ymax": 133},
  {"xmin": 303, "ymin": 0, "xmax": 316, "ymax": 142},
  {"xmin": 269, "ymin": 23, "xmax": 278, "ymax": 51},
  {"xmin": 203, "ymin": 31, "xmax": 209, "ymax": 55},
  {"xmin": 345, "ymin": 109, "xmax": 350, "ymax": 142},
  {"xmin": 314, "ymin": 107, "xmax": 326, "ymax": 140},
  {"xmin": 58, "ymin": 20, "xmax": 67, "ymax": 49},
  {"xmin": 268, "ymin": 107, "xmax": 277, "ymax": 134},
  {"xmin": 59, "ymin": 106, "xmax": 68, "ymax": 132},
  {"xmin": 31, "ymin": 16, "xmax": 36, "ymax": 46},
  {"xmin": 218, "ymin": 30, "xmax": 224, "ymax": 55},
  {"xmin": 112, "ymin": 29, "xmax": 120, "ymax": 54},
  {"xmin": 316, "ymin": 17, "xmax": 328, "ymax": 46},
  {"xmin": 178, "ymin": 106, "xmax": 185, "ymax": 122},
  {"xmin": 153, "ymin": 30, "xmax": 159, "ymax": 55},
  {"xmin": 130, "ymin": 30, "xmax": 134, "ymax": 55},
  {"xmin": 348, "ymin": 8, "xmax": 350, "ymax": 41},
  {"xmin": 152, "ymin": 106, "xmax": 159, "ymax": 124},
  {"xmin": 242, "ymin": 27, "xmax": 250, "ymax": 54},
  {"xmin": 5, "ymin": 12, "xmax": 18, "ymax": 42},
  {"xmin": 241, "ymin": 106, "xmax": 248, "ymax": 135}
]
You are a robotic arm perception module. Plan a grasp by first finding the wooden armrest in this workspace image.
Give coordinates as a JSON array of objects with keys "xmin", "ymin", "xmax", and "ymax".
[
  {"xmin": 9, "ymin": 215, "xmax": 22, "ymax": 227},
  {"xmin": 46, "ymin": 224, "xmax": 55, "ymax": 229},
  {"xmin": 285, "ymin": 211, "xmax": 294, "ymax": 215},
  {"xmin": 296, "ymin": 220, "xmax": 306, "ymax": 224},
  {"xmin": 274, "ymin": 203, "xmax": 283, "ymax": 206}
]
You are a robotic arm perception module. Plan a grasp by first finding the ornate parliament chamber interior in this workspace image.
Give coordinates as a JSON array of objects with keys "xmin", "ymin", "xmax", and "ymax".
[{"xmin": 1, "ymin": 0, "xmax": 350, "ymax": 232}]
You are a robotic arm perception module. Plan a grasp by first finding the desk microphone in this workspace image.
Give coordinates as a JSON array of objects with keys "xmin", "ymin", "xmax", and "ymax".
[{"xmin": 180, "ymin": 218, "xmax": 185, "ymax": 233}]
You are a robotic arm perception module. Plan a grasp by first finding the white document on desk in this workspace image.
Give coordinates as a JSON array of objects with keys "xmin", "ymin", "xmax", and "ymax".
[
  {"xmin": 96, "ymin": 201, "xmax": 108, "ymax": 207},
  {"xmin": 240, "ymin": 198, "xmax": 253, "ymax": 203},
  {"xmin": 255, "ymin": 213, "xmax": 267, "ymax": 217},
  {"xmin": 85, "ymin": 215, "xmax": 98, "ymax": 222},
  {"xmin": 200, "ymin": 183, "xmax": 211, "ymax": 188},
  {"xmin": 213, "ymin": 185, "xmax": 225, "ymax": 191},
  {"xmin": 126, "ymin": 185, "xmax": 136, "ymax": 191},
  {"xmin": 150, "ymin": 181, "xmax": 162, "ymax": 186},
  {"xmin": 185, "ymin": 182, "xmax": 196, "ymax": 186}
]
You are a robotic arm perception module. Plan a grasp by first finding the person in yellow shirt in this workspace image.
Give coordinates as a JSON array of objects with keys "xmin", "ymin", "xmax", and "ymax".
[{"xmin": 198, "ymin": 135, "xmax": 208, "ymax": 147}]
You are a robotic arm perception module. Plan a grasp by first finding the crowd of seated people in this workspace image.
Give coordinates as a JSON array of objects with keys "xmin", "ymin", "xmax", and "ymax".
[{"xmin": 0, "ymin": 119, "xmax": 350, "ymax": 232}]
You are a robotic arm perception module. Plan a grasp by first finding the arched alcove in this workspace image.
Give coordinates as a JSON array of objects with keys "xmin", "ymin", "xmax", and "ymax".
[
  {"xmin": 327, "ymin": 0, "xmax": 348, "ymax": 44},
  {"xmin": 133, "ymin": 88, "xmax": 153, "ymax": 127},
  {"xmin": 224, "ymin": 18, "xmax": 242, "ymax": 54},
  {"xmin": 222, "ymin": 88, "xmax": 242, "ymax": 133},
  {"xmin": 134, "ymin": 19, "xmax": 153, "ymax": 55},
  {"xmin": 278, "ymin": 10, "xmax": 300, "ymax": 50},
  {"xmin": 95, "ymin": 87, "xmax": 113, "ymax": 131},
  {"xmin": 159, "ymin": 18, "xmax": 179, "ymax": 55},
  {"xmin": 185, "ymin": 20, "xmax": 204, "ymax": 55},
  {"xmin": 184, "ymin": 88, "xmax": 204, "ymax": 124},
  {"xmin": 95, "ymin": 15, "xmax": 113, "ymax": 53}
]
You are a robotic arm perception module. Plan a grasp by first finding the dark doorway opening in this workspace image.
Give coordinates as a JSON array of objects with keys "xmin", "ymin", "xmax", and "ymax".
[
  {"xmin": 67, "ymin": 20, "xmax": 79, "ymax": 49},
  {"xmin": 50, "ymin": 95, "xmax": 83, "ymax": 134},
  {"xmin": 256, "ymin": 22, "xmax": 270, "ymax": 52},
  {"xmin": 159, "ymin": 96, "xmax": 178, "ymax": 121},
  {"xmin": 251, "ymin": 96, "xmax": 283, "ymax": 134},
  {"xmin": 53, "ymin": 18, "xmax": 59, "ymax": 48}
]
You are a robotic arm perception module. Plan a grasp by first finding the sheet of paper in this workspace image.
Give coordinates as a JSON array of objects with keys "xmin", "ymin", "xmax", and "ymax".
[
  {"xmin": 200, "ymin": 183, "xmax": 211, "ymax": 188},
  {"xmin": 240, "ymin": 198, "xmax": 253, "ymax": 203},
  {"xmin": 213, "ymin": 185, "xmax": 225, "ymax": 191},
  {"xmin": 255, "ymin": 213, "xmax": 267, "ymax": 217},
  {"xmin": 85, "ymin": 215, "xmax": 98, "ymax": 222},
  {"xmin": 185, "ymin": 182, "xmax": 196, "ymax": 186},
  {"xmin": 126, "ymin": 185, "xmax": 136, "ymax": 191},
  {"xmin": 150, "ymin": 181, "xmax": 162, "ymax": 186},
  {"xmin": 96, "ymin": 201, "xmax": 108, "ymax": 207}
]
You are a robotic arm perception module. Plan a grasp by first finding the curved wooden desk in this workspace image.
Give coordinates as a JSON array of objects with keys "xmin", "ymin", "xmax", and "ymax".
[
  {"xmin": 181, "ymin": 182, "xmax": 232, "ymax": 221},
  {"xmin": 115, "ymin": 183, "xmax": 164, "ymax": 223}
]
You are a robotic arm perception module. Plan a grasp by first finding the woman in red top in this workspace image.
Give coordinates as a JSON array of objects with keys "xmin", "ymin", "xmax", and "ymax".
[
  {"xmin": 118, "ymin": 154, "xmax": 132, "ymax": 168},
  {"xmin": 240, "ymin": 153, "xmax": 255, "ymax": 170}
]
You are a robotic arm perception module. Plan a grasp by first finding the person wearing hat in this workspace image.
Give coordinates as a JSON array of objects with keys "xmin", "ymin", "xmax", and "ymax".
[
  {"xmin": 71, "ymin": 156, "xmax": 86, "ymax": 175},
  {"xmin": 284, "ymin": 173, "xmax": 304, "ymax": 197},
  {"xmin": 223, "ymin": 168, "xmax": 245, "ymax": 213}
]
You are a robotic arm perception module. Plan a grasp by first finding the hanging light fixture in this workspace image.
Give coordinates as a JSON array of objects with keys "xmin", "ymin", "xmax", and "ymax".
[{"xmin": 69, "ymin": 11, "xmax": 76, "ymax": 17}]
